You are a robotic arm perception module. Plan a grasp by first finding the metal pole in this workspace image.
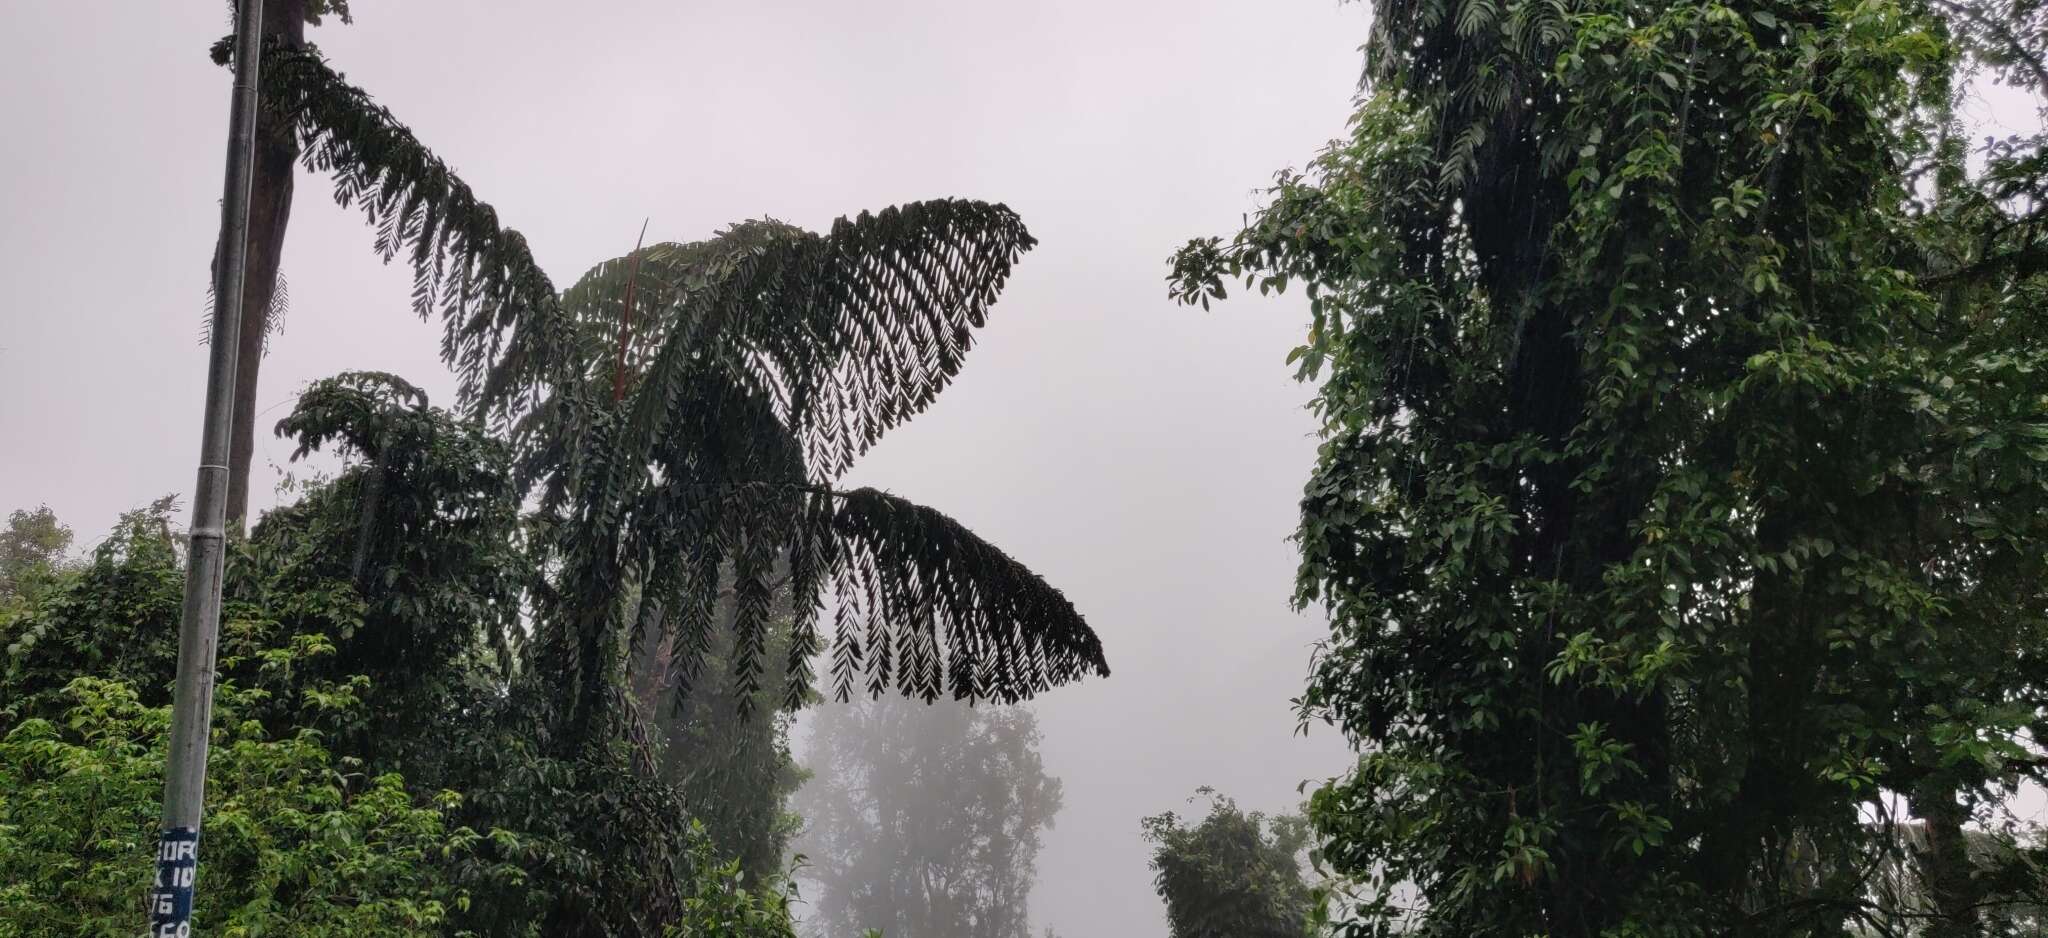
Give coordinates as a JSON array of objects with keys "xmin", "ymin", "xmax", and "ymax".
[{"xmin": 151, "ymin": 0, "xmax": 263, "ymax": 933}]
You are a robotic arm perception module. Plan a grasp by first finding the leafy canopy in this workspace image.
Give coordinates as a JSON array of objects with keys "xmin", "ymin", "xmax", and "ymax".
[{"xmin": 1173, "ymin": 0, "xmax": 2048, "ymax": 934}]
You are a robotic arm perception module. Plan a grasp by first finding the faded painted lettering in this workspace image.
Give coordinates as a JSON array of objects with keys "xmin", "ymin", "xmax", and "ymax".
[{"xmin": 149, "ymin": 827, "xmax": 199, "ymax": 937}]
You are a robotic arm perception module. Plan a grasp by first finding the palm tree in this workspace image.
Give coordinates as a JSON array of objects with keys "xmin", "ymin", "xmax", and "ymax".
[
  {"xmin": 229, "ymin": 30, "xmax": 1108, "ymax": 734},
  {"xmin": 527, "ymin": 205, "xmax": 1111, "ymax": 739}
]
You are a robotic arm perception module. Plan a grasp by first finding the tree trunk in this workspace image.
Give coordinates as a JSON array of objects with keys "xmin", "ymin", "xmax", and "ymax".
[
  {"xmin": 222, "ymin": 0, "xmax": 306, "ymax": 532},
  {"xmin": 348, "ymin": 456, "xmax": 384, "ymax": 584},
  {"xmin": 1910, "ymin": 782, "xmax": 1982, "ymax": 938}
]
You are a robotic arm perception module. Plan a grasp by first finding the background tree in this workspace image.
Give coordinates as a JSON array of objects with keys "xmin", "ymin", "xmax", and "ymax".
[
  {"xmin": 1172, "ymin": 0, "xmax": 2048, "ymax": 935},
  {"xmin": 1141, "ymin": 789, "xmax": 1318, "ymax": 938},
  {"xmin": 793, "ymin": 697, "xmax": 1062, "ymax": 938},
  {"xmin": 630, "ymin": 576, "xmax": 811, "ymax": 886},
  {"xmin": 0, "ymin": 506, "xmax": 74, "ymax": 605}
]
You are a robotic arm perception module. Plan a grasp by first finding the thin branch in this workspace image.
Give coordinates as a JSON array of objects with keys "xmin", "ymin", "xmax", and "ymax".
[{"xmin": 1928, "ymin": 0, "xmax": 2048, "ymax": 92}]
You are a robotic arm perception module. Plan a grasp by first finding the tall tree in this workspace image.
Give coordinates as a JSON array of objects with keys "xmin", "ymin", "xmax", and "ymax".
[
  {"xmin": 1142, "ymin": 789, "xmax": 1318, "ymax": 938},
  {"xmin": 1172, "ymin": 0, "xmax": 2048, "ymax": 935},
  {"xmin": 794, "ymin": 698, "xmax": 1062, "ymax": 938},
  {"xmin": 200, "ymin": 11, "xmax": 1111, "ymax": 745},
  {"xmin": 530, "ymin": 211, "xmax": 1114, "ymax": 746}
]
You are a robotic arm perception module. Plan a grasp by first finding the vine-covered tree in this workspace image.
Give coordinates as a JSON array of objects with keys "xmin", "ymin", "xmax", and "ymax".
[
  {"xmin": 1142, "ymin": 789, "xmax": 1319, "ymax": 938},
  {"xmin": 1172, "ymin": 0, "xmax": 2048, "ymax": 935},
  {"xmin": 794, "ymin": 698, "xmax": 1062, "ymax": 938}
]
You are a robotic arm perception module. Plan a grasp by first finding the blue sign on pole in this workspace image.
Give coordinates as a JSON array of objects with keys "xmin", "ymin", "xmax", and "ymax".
[{"xmin": 150, "ymin": 827, "xmax": 199, "ymax": 937}]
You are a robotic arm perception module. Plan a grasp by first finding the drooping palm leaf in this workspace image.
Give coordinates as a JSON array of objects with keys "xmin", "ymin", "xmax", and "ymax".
[
  {"xmin": 256, "ymin": 45, "xmax": 575, "ymax": 420},
  {"xmin": 622, "ymin": 466, "xmax": 1107, "ymax": 712}
]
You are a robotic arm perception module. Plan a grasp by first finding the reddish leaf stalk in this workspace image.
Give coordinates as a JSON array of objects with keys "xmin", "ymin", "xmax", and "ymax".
[{"xmin": 613, "ymin": 218, "xmax": 650, "ymax": 403}]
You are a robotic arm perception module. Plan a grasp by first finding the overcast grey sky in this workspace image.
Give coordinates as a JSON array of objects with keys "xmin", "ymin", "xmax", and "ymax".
[{"xmin": 0, "ymin": 2, "xmax": 1368, "ymax": 936}]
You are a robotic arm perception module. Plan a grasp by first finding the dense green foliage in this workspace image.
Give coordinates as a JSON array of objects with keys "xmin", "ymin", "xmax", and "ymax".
[
  {"xmin": 1, "ymin": 488, "xmax": 517, "ymax": 937},
  {"xmin": 0, "ymin": 384, "xmax": 804, "ymax": 938},
  {"xmin": 1141, "ymin": 790, "xmax": 1319, "ymax": 938},
  {"xmin": 794, "ymin": 698, "xmax": 1062, "ymax": 938},
  {"xmin": 1, "ymin": 675, "xmax": 470, "ymax": 938},
  {"xmin": 1173, "ymin": 0, "xmax": 2048, "ymax": 935}
]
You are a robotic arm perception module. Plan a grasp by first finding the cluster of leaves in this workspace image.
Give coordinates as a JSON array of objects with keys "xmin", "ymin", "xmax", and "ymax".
[
  {"xmin": 1172, "ymin": 0, "xmax": 2048, "ymax": 934},
  {"xmin": 793, "ymin": 697, "xmax": 1063, "ymax": 938},
  {"xmin": 665, "ymin": 820, "xmax": 801, "ymax": 938},
  {"xmin": 0, "ymin": 495, "xmax": 494, "ymax": 937},
  {"xmin": 1141, "ymin": 789, "xmax": 1321, "ymax": 938}
]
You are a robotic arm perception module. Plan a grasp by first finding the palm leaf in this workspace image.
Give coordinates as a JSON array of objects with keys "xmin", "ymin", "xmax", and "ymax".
[
  {"xmin": 557, "ymin": 201, "xmax": 1038, "ymax": 482},
  {"xmin": 630, "ymin": 476, "xmax": 1107, "ymax": 712},
  {"xmin": 258, "ymin": 46, "xmax": 575, "ymax": 421}
]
